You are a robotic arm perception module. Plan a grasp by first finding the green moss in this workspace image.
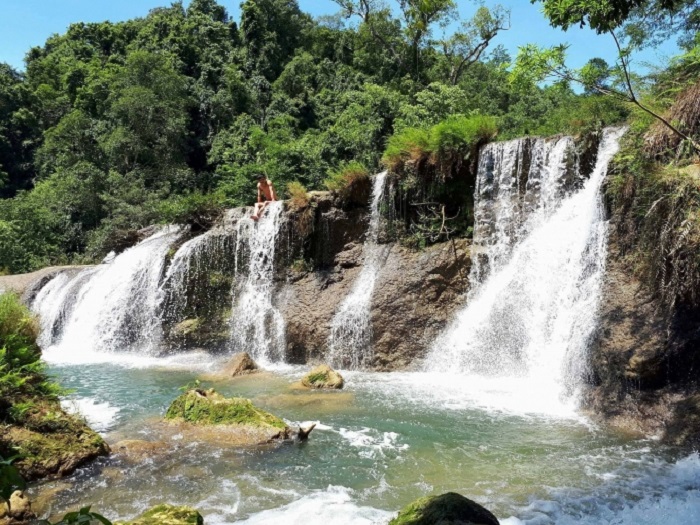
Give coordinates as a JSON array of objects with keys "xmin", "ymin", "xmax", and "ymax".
[
  {"xmin": 165, "ymin": 389, "xmax": 287, "ymax": 430},
  {"xmin": 390, "ymin": 493, "xmax": 499, "ymax": 525},
  {"xmin": 301, "ymin": 365, "xmax": 344, "ymax": 389},
  {"xmin": 116, "ymin": 504, "xmax": 204, "ymax": 525}
]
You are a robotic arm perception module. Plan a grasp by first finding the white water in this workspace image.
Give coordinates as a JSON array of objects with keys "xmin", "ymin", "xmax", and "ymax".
[
  {"xmin": 327, "ymin": 171, "xmax": 388, "ymax": 369},
  {"xmin": 428, "ymin": 128, "xmax": 625, "ymax": 413},
  {"xmin": 229, "ymin": 201, "xmax": 285, "ymax": 364},
  {"xmin": 38, "ymin": 227, "xmax": 181, "ymax": 364}
]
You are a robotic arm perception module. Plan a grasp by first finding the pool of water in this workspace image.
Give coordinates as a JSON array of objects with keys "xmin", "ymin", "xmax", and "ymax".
[{"xmin": 33, "ymin": 357, "xmax": 700, "ymax": 525}]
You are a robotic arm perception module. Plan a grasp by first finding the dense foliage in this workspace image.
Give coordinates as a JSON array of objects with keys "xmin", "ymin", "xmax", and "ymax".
[{"xmin": 0, "ymin": 0, "xmax": 630, "ymax": 273}]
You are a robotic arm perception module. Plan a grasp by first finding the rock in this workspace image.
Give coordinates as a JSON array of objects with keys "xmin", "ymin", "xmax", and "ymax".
[
  {"xmin": 0, "ymin": 491, "xmax": 34, "ymax": 521},
  {"xmin": 301, "ymin": 365, "xmax": 344, "ymax": 389},
  {"xmin": 164, "ymin": 389, "xmax": 291, "ymax": 445},
  {"xmin": 390, "ymin": 492, "xmax": 499, "ymax": 525},
  {"xmin": 172, "ymin": 318, "xmax": 201, "ymax": 337},
  {"xmin": 111, "ymin": 440, "xmax": 170, "ymax": 463},
  {"xmin": 0, "ymin": 400, "xmax": 110, "ymax": 482},
  {"xmin": 663, "ymin": 394, "xmax": 700, "ymax": 449},
  {"xmin": 115, "ymin": 504, "xmax": 203, "ymax": 525},
  {"xmin": 222, "ymin": 352, "xmax": 259, "ymax": 377},
  {"xmin": 584, "ymin": 232, "xmax": 700, "ymax": 441},
  {"xmin": 279, "ymin": 238, "xmax": 470, "ymax": 369}
]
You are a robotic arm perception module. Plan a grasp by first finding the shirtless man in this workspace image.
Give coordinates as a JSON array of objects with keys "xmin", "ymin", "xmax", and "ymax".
[{"xmin": 251, "ymin": 174, "xmax": 277, "ymax": 221}]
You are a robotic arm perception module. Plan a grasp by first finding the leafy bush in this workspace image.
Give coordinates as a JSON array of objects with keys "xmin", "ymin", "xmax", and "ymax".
[
  {"xmin": 158, "ymin": 191, "xmax": 226, "ymax": 231},
  {"xmin": 0, "ymin": 293, "xmax": 59, "ymax": 419}
]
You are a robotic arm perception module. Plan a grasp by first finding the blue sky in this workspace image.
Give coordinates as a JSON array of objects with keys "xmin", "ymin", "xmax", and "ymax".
[{"xmin": 0, "ymin": 0, "xmax": 680, "ymax": 72}]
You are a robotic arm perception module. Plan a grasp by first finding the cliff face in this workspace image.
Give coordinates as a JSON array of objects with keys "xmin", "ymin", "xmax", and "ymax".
[
  {"xmin": 586, "ymin": 231, "xmax": 700, "ymax": 447},
  {"xmin": 279, "ymin": 192, "xmax": 470, "ymax": 370}
]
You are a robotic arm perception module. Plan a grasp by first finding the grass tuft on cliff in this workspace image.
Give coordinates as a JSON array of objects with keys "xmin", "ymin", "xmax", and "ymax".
[
  {"xmin": 383, "ymin": 115, "xmax": 497, "ymax": 179},
  {"xmin": 0, "ymin": 292, "xmax": 109, "ymax": 481},
  {"xmin": 165, "ymin": 388, "xmax": 287, "ymax": 429}
]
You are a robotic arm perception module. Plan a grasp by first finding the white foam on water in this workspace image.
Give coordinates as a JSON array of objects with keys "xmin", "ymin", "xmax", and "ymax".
[
  {"xmin": 328, "ymin": 171, "xmax": 388, "ymax": 370},
  {"xmin": 503, "ymin": 453, "xmax": 700, "ymax": 525},
  {"xmin": 426, "ymin": 128, "xmax": 626, "ymax": 416},
  {"xmin": 230, "ymin": 201, "xmax": 285, "ymax": 364},
  {"xmin": 60, "ymin": 397, "xmax": 120, "ymax": 433},
  {"xmin": 230, "ymin": 486, "xmax": 393, "ymax": 525},
  {"xmin": 41, "ymin": 227, "xmax": 182, "ymax": 362},
  {"xmin": 313, "ymin": 422, "xmax": 409, "ymax": 458}
]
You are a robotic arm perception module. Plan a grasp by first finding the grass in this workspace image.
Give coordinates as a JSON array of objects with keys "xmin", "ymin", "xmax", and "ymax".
[
  {"xmin": 286, "ymin": 181, "xmax": 310, "ymax": 209},
  {"xmin": 165, "ymin": 388, "xmax": 288, "ymax": 429},
  {"xmin": 382, "ymin": 115, "xmax": 498, "ymax": 179},
  {"xmin": 324, "ymin": 161, "xmax": 370, "ymax": 202}
]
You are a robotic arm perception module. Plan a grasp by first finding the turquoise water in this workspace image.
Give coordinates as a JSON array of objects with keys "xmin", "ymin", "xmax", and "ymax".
[{"xmin": 32, "ymin": 359, "xmax": 700, "ymax": 524}]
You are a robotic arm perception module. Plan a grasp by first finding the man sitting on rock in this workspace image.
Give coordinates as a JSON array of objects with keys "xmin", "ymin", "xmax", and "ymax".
[{"xmin": 251, "ymin": 174, "xmax": 277, "ymax": 221}]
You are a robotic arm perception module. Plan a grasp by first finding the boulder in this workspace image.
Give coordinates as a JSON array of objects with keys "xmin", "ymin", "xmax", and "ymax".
[
  {"xmin": 390, "ymin": 493, "xmax": 499, "ymax": 525},
  {"xmin": 111, "ymin": 440, "xmax": 170, "ymax": 463},
  {"xmin": 115, "ymin": 504, "xmax": 203, "ymax": 525},
  {"xmin": 164, "ymin": 389, "xmax": 291, "ymax": 445},
  {"xmin": 0, "ymin": 400, "xmax": 110, "ymax": 482},
  {"xmin": 301, "ymin": 365, "xmax": 344, "ymax": 389},
  {"xmin": 222, "ymin": 352, "xmax": 259, "ymax": 377},
  {"xmin": 0, "ymin": 490, "xmax": 34, "ymax": 521}
]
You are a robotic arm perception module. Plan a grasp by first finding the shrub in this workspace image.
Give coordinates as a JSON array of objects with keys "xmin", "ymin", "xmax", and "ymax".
[
  {"xmin": 158, "ymin": 191, "xmax": 226, "ymax": 231},
  {"xmin": 286, "ymin": 181, "xmax": 310, "ymax": 209}
]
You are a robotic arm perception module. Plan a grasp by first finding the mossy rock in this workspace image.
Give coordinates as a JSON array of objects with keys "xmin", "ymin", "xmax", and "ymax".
[
  {"xmin": 165, "ymin": 389, "xmax": 287, "ymax": 430},
  {"xmin": 390, "ymin": 492, "xmax": 499, "ymax": 525},
  {"xmin": 115, "ymin": 504, "xmax": 203, "ymax": 525},
  {"xmin": 0, "ymin": 400, "xmax": 110, "ymax": 482},
  {"xmin": 301, "ymin": 365, "xmax": 344, "ymax": 389}
]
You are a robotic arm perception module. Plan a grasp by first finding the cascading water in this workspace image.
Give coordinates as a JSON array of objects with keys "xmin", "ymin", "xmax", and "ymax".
[
  {"xmin": 36, "ymin": 227, "xmax": 181, "ymax": 363},
  {"xmin": 427, "ymin": 128, "xmax": 625, "ymax": 410},
  {"xmin": 229, "ymin": 201, "xmax": 285, "ymax": 364},
  {"xmin": 328, "ymin": 171, "xmax": 388, "ymax": 369}
]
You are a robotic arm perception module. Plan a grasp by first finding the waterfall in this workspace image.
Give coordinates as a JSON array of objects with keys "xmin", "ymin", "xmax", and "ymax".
[
  {"xmin": 427, "ymin": 128, "xmax": 625, "ymax": 407},
  {"xmin": 37, "ymin": 227, "xmax": 181, "ymax": 362},
  {"xmin": 328, "ymin": 171, "xmax": 388, "ymax": 369},
  {"xmin": 229, "ymin": 201, "xmax": 285, "ymax": 364}
]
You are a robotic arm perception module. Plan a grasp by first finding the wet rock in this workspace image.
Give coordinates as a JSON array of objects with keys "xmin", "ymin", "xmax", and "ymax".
[
  {"xmin": 222, "ymin": 352, "xmax": 259, "ymax": 377},
  {"xmin": 390, "ymin": 492, "xmax": 499, "ymax": 525},
  {"xmin": 172, "ymin": 318, "xmax": 201, "ymax": 338},
  {"xmin": 301, "ymin": 365, "xmax": 344, "ymax": 389},
  {"xmin": 164, "ymin": 389, "xmax": 291, "ymax": 445},
  {"xmin": 115, "ymin": 504, "xmax": 203, "ymax": 525},
  {"xmin": 0, "ymin": 400, "xmax": 110, "ymax": 482},
  {"xmin": 663, "ymin": 395, "xmax": 700, "ymax": 450},
  {"xmin": 585, "ymin": 233, "xmax": 700, "ymax": 440},
  {"xmin": 111, "ymin": 439, "xmax": 170, "ymax": 463},
  {"xmin": 0, "ymin": 490, "xmax": 35, "ymax": 522}
]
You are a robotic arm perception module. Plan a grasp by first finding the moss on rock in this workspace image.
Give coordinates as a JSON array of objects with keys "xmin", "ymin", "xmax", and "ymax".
[
  {"xmin": 301, "ymin": 365, "xmax": 344, "ymax": 389},
  {"xmin": 165, "ymin": 389, "xmax": 287, "ymax": 429},
  {"xmin": 115, "ymin": 504, "xmax": 203, "ymax": 525},
  {"xmin": 390, "ymin": 492, "xmax": 499, "ymax": 525}
]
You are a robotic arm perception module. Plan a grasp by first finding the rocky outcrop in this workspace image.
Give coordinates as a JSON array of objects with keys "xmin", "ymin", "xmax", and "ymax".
[
  {"xmin": 0, "ymin": 265, "xmax": 90, "ymax": 303},
  {"xmin": 301, "ymin": 365, "xmax": 344, "ymax": 389},
  {"xmin": 0, "ymin": 401, "xmax": 110, "ymax": 482},
  {"xmin": 164, "ymin": 389, "xmax": 292, "ymax": 445},
  {"xmin": 585, "ymin": 232, "xmax": 700, "ymax": 443},
  {"xmin": 390, "ymin": 492, "xmax": 499, "ymax": 525},
  {"xmin": 222, "ymin": 352, "xmax": 259, "ymax": 377},
  {"xmin": 115, "ymin": 504, "xmax": 204, "ymax": 525},
  {"xmin": 0, "ymin": 491, "xmax": 34, "ymax": 523},
  {"xmin": 281, "ymin": 237, "xmax": 470, "ymax": 369}
]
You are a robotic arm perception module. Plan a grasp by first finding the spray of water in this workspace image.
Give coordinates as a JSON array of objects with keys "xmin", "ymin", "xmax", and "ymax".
[
  {"xmin": 39, "ymin": 227, "xmax": 181, "ymax": 362},
  {"xmin": 328, "ymin": 171, "xmax": 388, "ymax": 369},
  {"xmin": 229, "ymin": 201, "xmax": 285, "ymax": 364},
  {"xmin": 427, "ymin": 128, "xmax": 625, "ymax": 410}
]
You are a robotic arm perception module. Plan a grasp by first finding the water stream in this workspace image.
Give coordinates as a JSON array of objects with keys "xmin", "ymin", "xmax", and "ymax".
[{"xmin": 328, "ymin": 172, "xmax": 388, "ymax": 369}]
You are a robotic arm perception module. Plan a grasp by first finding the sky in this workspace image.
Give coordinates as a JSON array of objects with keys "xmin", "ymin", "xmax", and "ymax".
[{"xmin": 0, "ymin": 0, "xmax": 681, "ymax": 73}]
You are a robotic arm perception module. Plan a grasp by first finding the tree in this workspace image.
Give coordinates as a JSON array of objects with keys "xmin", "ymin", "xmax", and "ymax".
[
  {"xmin": 335, "ymin": 0, "xmax": 508, "ymax": 82},
  {"xmin": 516, "ymin": 0, "xmax": 700, "ymax": 152}
]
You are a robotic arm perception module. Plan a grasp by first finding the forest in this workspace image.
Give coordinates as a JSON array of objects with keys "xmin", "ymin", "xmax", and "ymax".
[{"xmin": 0, "ymin": 0, "xmax": 697, "ymax": 274}]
